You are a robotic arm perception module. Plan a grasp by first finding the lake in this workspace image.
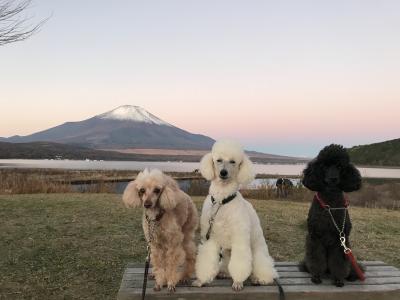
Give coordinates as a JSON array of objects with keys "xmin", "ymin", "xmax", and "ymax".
[{"xmin": 1, "ymin": 159, "xmax": 400, "ymax": 178}]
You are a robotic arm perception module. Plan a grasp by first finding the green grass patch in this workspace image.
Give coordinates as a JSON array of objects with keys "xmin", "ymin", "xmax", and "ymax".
[{"xmin": 1, "ymin": 194, "xmax": 399, "ymax": 299}]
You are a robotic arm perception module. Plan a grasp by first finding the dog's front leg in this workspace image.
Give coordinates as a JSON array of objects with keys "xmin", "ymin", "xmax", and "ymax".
[
  {"xmin": 151, "ymin": 250, "xmax": 166, "ymax": 291},
  {"xmin": 165, "ymin": 244, "xmax": 185, "ymax": 292},
  {"xmin": 192, "ymin": 239, "xmax": 220, "ymax": 287},
  {"xmin": 217, "ymin": 249, "xmax": 231, "ymax": 279},
  {"xmin": 228, "ymin": 234, "xmax": 252, "ymax": 291},
  {"xmin": 328, "ymin": 245, "xmax": 351, "ymax": 287},
  {"xmin": 305, "ymin": 234, "xmax": 327, "ymax": 284}
]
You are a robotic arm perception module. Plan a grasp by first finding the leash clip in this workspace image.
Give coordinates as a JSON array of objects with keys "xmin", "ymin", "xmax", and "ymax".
[{"xmin": 339, "ymin": 233, "xmax": 351, "ymax": 253}]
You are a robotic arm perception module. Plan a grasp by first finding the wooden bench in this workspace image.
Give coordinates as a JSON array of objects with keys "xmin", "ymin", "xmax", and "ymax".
[{"xmin": 117, "ymin": 261, "xmax": 400, "ymax": 300}]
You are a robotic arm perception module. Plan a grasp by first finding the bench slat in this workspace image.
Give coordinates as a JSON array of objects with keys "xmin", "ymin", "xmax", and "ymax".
[
  {"xmin": 124, "ymin": 265, "xmax": 397, "ymax": 274},
  {"xmin": 122, "ymin": 276, "xmax": 400, "ymax": 288},
  {"xmin": 118, "ymin": 285, "xmax": 400, "ymax": 300},
  {"xmin": 125, "ymin": 260, "xmax": 387, "ymax": 269},
  {"xmin": 118, "ymin": 261, "xmax": 400, "ymax": 300},
  {"xmin": 122, "ymin": 269, "xmax": 400, "ymax": 282}
]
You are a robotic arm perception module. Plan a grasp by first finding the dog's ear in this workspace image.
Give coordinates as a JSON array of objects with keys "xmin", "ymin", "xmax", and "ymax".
[
  {"xmin": 122, "ymin": 181, "xmax": 141, "ymax": 208},
  {"xmin": 159, "ymin": 186, "xmax": 178, "ymax": 210},
  {"xmin": 237, "ymin": 155, "xmax": 255, "ymax": 185},
  {"xmin": 340, "ymin": 164, "xmax": 362, "ymax": 192},
  {"xmin": 302, "ymin": 159, "xmax": 324, "ymax": 191},
  {"xmin": 200, "ymin": 152, "xmax": 215, "ymax": 181}
]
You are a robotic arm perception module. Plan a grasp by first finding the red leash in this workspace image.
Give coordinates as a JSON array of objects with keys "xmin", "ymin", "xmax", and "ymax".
[
  {"xmin": 314, "ymin": 193, "xmax": 365, "ymax": 281},
  {"xmin": 345, "ymin": 250, "xmax": 366, "ymax": 281}
]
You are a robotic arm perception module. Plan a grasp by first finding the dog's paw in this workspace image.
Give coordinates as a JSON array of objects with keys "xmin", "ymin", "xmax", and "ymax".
[
  {"xmin": 191, "ymin": 279, "xmax": 203, "ymax": 287},
  {"xmin": 250, "ymin": 277, "xmax": 260, "ymax": 286},
  {"xmin": 232, "ymin": 281, "xmax": 244, "ymax": 291},
  {"xmin": 252, "ymin": 277, "xmax": 273, "ymax": 285},
  {"xmin": 311, "ymin": 275, "xmax": 322, "ymax": 284},
  {"xmin": 334, "ymin": 279, "xmax": 344, "ymax": 287},
  {"xmin": 167, "ymin": 284, "xmax": 176, "ymax": 293},
  {"xmin": 179, "ymin": 277, "xmax": 191, "ymax": 285},
  {"xmin": 217, "ymin": 271, "xmax": 230, "ymax": 279},
  {"xmin": 153, "ymin": 284, "xmax": 162, "ymax": 291}
]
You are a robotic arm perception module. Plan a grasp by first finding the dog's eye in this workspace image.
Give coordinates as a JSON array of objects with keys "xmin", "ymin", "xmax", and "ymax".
[
  {"xmin": 230, "ymin": 160, "xmax": 236, "ymax": 164},
  {"xmin": 138, "ymin": 188, "xmax": 145, "ymax": 195},
  {"xmin": 153, "ymin": 187, "xmax": 161, "ymax": 194},
  {"xmin": 216, "ymin": 159, "xmax": 222, "ymax": 163}
]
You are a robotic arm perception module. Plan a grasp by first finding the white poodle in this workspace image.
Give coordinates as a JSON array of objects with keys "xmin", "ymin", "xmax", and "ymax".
[{"xmin": 193, "ymin": 140, "xmax": 278, "ymax": 291}]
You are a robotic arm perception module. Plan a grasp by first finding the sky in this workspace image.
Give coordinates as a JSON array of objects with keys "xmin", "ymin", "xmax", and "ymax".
[{"xmin": 1, "ymin": 0, "xmax": 399, "ymax": 157}]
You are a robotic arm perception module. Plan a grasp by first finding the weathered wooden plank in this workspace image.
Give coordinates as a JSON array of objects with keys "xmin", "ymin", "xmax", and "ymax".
[
  {"xmin": 118, "ymin": 284, "xmax": 400, "ymax": 300},
  {"xmin": 275, "ymin": 265, "xmax": 397, "ymax": 272},
  {"xmin": 122, "ymin": 276, "xmax": 400, "ymax": 289},
  {"xmin": 118, "ymin": 261, "xmax": 400, "ymax": 300},
  {"xmin": 125, "ymin": 261, "xmax": 387, "ymax": 269},
  {"xmin": 124, "ymin": 265, "xmax": 397, "ymax": 275},
  {"xmin": 122, "ymin": 269, "xmax": 400, "ymax": 284}
]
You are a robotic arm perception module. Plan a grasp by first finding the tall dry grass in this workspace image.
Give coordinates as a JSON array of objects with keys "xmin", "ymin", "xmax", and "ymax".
[
  {"xmin": 351, "ymin": 182, "xmax": 400, "ymax": 210},
  {"xmin": 0, "ymin": 170, "xmax": 72, "ymax": 194},
  {"xmin": 241, "ymin": 182, "xmax": 400, "ymax": 210},
  {"xmin": 240, "ymin": 183, "xmax": 313, "ymax": 203},
  {"xmin": 0, "ymin": 170, "xmax": 117, "ymax": 194},
  {"xmin": 1, "ymin": 169, "xmax": 399, "ymax": 210}
]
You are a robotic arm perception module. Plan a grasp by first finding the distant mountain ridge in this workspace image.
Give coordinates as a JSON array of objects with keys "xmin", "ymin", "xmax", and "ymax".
[
  {"xmin": 0, "ymin": 141, "xmax": 309, "ymax": 163},
  {"xmin": 348, "ymin": 138, "xmax": 400, "ymax": 167},
  {"xmin": 1, "ymin": 105, "xmax": 215, "ymax": 150}
]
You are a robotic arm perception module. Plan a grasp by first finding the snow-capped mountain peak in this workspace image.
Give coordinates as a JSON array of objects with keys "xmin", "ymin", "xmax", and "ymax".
[{"xmin": 97, "ymin": 105, "xmax": 171, "ymax": 126}]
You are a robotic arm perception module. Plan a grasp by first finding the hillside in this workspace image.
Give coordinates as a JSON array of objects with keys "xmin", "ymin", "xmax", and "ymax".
[
  {"xmin": 0, "ymin": 142, "xmax": 201, "ymax": 162},
  {"xmin": 0, "ymin": 141, "xmax": 308, "ymax": 164},
  {"xmin": 348, "ymin": 138, "xmax": 400, "ymax": 167}
]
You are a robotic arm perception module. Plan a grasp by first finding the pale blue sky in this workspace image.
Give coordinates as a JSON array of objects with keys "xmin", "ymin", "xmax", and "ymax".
[{"xmin": 1, "ymin": 0, "xmax": 399, "ymax": 156}]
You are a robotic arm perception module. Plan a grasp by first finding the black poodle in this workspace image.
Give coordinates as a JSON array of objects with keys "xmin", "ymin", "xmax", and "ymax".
[{"xmin": 300, "ymin": 144, "xmax": 364, "ymax": 287}]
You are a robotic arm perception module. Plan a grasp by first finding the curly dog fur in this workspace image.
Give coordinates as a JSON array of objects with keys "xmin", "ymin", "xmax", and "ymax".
[
  {"xmin": 193, "ymin": 140, "xmax": 278, "ymax": 291},
  {"xmin": 300, "ymin": 144, "xmax": 363, "ymax": 287},
  {"xmin": 123, "ymin": 169, "xmax": 198, "ymax": 292}
]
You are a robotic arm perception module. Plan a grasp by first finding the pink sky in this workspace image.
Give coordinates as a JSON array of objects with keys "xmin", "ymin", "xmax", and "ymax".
[{"xmin": 0, "ymin": 0, "xmax": 399, "ymax": 156}]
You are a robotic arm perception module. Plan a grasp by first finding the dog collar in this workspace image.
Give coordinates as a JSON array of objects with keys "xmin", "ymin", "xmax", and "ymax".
[
  {"xmin": 315, "ymin": 192, "xmax": 349, "ymax": 209},
  {"xmin": 211, "ymin": 193, "xmax": 237, "ymax": 205},
  {"xmin": 145, "ymin": 209, "xmax": 165, "ymax": 222}
]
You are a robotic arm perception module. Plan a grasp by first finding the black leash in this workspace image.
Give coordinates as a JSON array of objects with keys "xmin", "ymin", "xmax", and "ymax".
[
  {"xmin": 274, "ymin": 278, "xmax": 285, "ymax": 300},
  {"xmin": 141, "ymin": 253, "xmax": 150, "ymax": 300}
]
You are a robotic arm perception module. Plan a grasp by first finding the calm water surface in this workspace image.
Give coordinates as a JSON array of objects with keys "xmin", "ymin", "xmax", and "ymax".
[{"xmin": 1, "ymin": 159, "xmax": 400, "ymax": 178}]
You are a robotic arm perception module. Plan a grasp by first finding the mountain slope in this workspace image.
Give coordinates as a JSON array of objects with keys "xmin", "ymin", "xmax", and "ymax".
[
  {"xmin": 348, "ymin": 138, "xmax": 400, "ymax": 166},
  {"xmin": 4, "ymin": 105, "xmax": 215, "ymax": 150}
]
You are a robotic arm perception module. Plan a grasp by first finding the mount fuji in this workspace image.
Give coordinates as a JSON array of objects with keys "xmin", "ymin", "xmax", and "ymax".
[{"xmin": 2, "ymin": 105, "xmax": 215, "ymax": 150}]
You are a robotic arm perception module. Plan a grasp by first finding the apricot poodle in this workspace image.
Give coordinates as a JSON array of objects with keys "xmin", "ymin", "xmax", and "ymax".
[{"xmin": 123, "ymin": 169, "xmax": 198, "ymax": 292}]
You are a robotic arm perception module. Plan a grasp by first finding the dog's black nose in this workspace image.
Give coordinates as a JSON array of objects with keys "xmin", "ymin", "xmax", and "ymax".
[
  {"xmin": 220, "ymin": 169, "xmax": 228, "ymax": 177},
  {"xmin": 144, "ymin": 202, "xmax": 152, "ymax": 208},
  {"xmin": 329, "ymin": 177, "xmax": 339, "ymax": 184}
]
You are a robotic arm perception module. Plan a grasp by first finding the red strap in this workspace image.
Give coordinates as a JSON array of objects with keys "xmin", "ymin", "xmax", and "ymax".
[
  {"xmin": 343, "ymin": 194, "xmax": 350, "ymax": 208},
  {"xmin": 314, "ymin": 193, "xmax": 328, "ymax": 208},
  {"xmin": 314, "ymin": 193, "xmax": 349, "ymax": 208},
  {"xmin": 345, "ymin": 250, "xmax": 366, "ymax": 281}
]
